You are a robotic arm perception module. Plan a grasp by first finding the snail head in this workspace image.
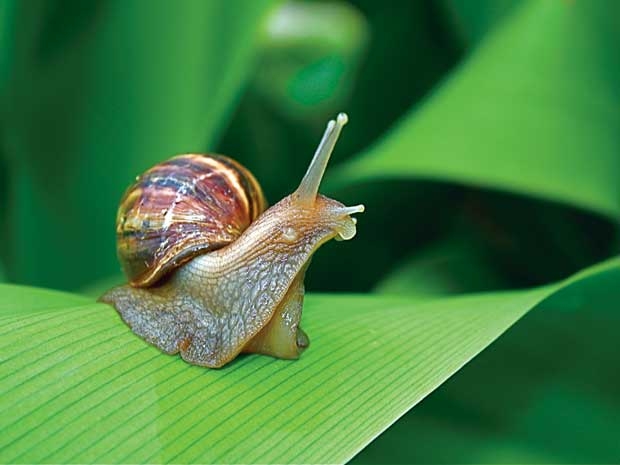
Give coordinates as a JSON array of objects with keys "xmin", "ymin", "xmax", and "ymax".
[{"xmin": 289, "ymin": 112, "xmax": 364, "ymax": 242}]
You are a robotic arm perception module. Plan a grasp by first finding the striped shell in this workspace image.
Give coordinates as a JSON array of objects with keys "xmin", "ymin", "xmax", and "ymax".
[{"xmin": 117, "ymin": 154, "xmax": 267, "ymax": 287}]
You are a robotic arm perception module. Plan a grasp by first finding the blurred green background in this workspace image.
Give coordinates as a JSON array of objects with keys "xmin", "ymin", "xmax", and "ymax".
[{"xmin": 0, "ymin": 0, "xmax": 619, "ymax": 463}]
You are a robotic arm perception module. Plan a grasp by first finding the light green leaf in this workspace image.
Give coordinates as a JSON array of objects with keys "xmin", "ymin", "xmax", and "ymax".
[
  {"xmin": 1, "ymin": 0, "xmax": 276, "ymax": 290},
  {"xmin": 0, "ymin": 284, "xmax": 89, "ymax": 314},
  {"xmin": 0, "ymin": 258, "xmax": 617, "ymax": 463},
  {"xmin": 329, "ymin": 0, "xmax": 620, "ymax": 219}
]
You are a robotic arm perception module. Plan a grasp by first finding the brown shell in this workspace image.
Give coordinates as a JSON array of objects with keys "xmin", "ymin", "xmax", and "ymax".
[{"xmin": 116, "ymin": 154, "xmax": 267, "ymax": 287}]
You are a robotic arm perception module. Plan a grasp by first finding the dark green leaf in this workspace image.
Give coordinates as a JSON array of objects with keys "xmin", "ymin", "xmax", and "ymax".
[
  {"xmin": 441, "ymin": 0, "xmax": 520, "ymax": 45},
  {"xmin": 375, "ymin": 234, "xmax": 508, "ymax": 298}
]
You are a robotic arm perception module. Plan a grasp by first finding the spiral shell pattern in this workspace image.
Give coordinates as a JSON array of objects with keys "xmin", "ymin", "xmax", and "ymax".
[{"xmin": 116, "ymin": 154, "xmax": 267, "ymax": 287}]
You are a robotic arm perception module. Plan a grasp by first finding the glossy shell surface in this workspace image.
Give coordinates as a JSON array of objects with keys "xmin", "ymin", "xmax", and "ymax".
[{"xmin": 117, "ymin": 154, "xmax": 267, "ymax": 286}]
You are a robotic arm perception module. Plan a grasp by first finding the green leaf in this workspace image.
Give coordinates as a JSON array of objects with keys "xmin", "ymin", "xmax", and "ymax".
[
  {"xmin": 329, "ymin": 0, "xmax": 620, "ymax": 219},
  {"xmin": 441, "ymin": 0, "xmax": 521, "ymax": 45},
  {"xmin": 0, "ymin": 0, "xmax": 15, "ymax": 94},
  {"xmin": 354, "ymin": 259, "xmax": 620, "ymax": 463},
  {"xmin": 0, "ymin": 284, "xmax": 89, "ymax": 314},
  {"xmin": 375, "ymin": 235, "xmax": 508, "ymax": 298},
  {"xmin": 1, "ymin": 258, "xmax": 617, "ymax": 463},
  {"xmin": 1, "ymin": 0, "xmax": 276, "ymax": 290}
]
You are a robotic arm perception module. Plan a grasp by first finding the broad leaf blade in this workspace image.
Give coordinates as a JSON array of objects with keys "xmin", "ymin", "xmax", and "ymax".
[
  {"xmin": 0, "ymin": 258, "xmax": 617, "ymax": 463},
  {"xmin": 354, "ymin": 260, "xmax": 620, "ymax": 463},
  {"xmin": 329, "ymin": 0, "xmax": 620, "ymax": 219}
]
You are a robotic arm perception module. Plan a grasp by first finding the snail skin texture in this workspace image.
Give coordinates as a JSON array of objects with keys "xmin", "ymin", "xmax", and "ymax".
[{"xmin": 101, "ymin": 113, "xmax": 364, "ymax": 368}]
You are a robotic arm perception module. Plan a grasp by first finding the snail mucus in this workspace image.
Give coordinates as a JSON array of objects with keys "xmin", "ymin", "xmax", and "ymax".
[{"xmin": 101, "ymin": 113, "xmax": 364, "ymax": 368}]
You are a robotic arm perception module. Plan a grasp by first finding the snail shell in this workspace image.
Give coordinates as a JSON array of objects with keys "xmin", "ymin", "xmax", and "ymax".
[{"xmin": 117, "ymin": 154, "xmax": 266, "ymax": 286}]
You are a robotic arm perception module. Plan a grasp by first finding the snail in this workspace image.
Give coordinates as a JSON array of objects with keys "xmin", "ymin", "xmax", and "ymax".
[{"xmin": 100, "ymin": 113, "xmax": 364, "ymax": 368}]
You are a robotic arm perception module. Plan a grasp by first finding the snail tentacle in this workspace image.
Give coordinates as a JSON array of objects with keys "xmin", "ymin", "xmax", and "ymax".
[{"xmin": 295, "ymin": 112, "xmax": 348, "ymax": 205}]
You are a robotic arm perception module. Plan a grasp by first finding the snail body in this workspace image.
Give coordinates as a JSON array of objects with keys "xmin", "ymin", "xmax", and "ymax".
[{"xmin": 101, "ymin": 113, "xmax": 363, "ymax": 368}]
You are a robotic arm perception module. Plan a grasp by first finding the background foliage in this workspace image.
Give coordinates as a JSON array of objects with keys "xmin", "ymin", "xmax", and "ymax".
[{"xmin": 0, "ymin": 0, "xmax": 618, "ymax": 463}]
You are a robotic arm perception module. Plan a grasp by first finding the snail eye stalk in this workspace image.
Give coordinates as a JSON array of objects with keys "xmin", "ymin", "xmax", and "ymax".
[{"xmin": 295, "ymin": 112, "xmax": 348, "ymax": 205}]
